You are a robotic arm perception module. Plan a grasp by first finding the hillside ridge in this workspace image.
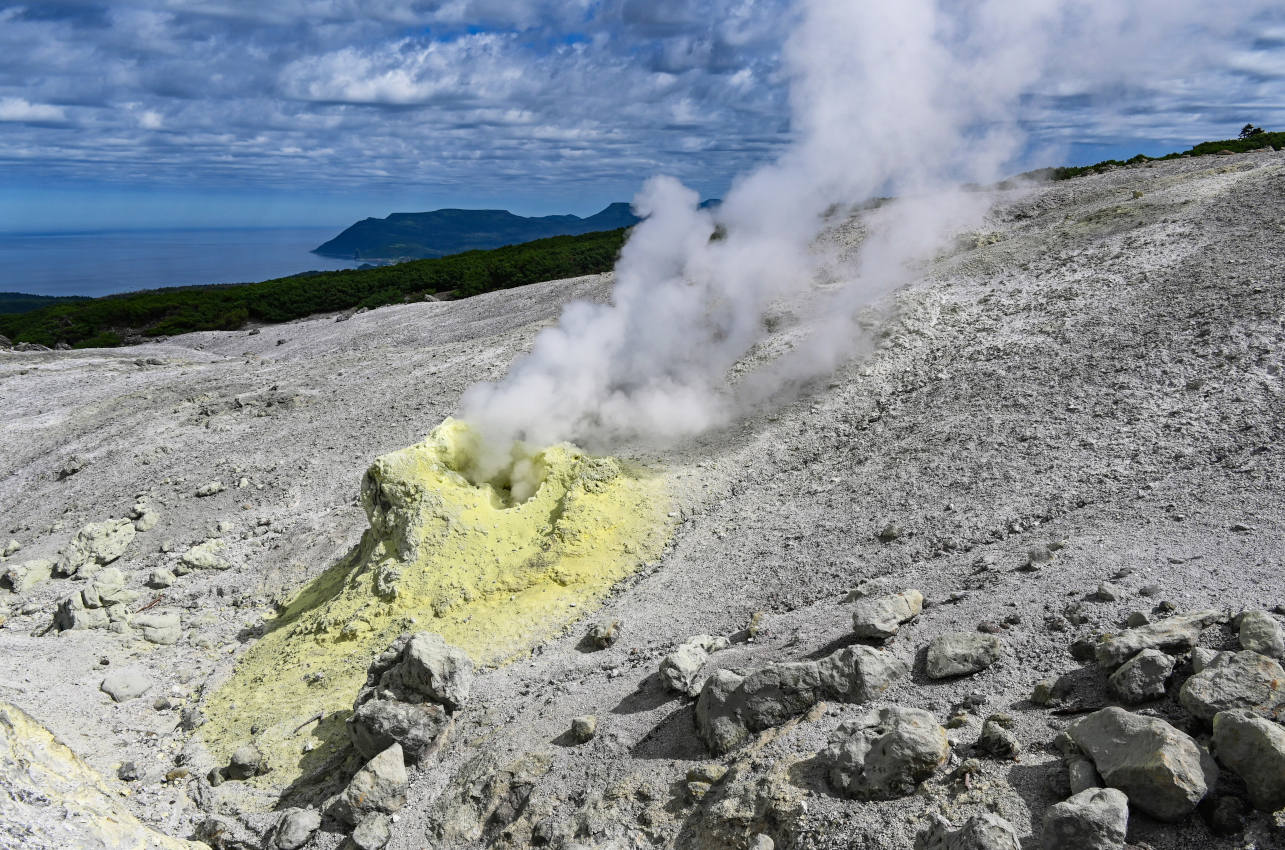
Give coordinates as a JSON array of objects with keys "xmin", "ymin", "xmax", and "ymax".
[{"xmin": 313, "ymin": 202, "xmax": 642, "ymax": 260}]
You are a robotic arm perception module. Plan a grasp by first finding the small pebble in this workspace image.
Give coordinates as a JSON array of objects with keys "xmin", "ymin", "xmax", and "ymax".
[
  {"xmin": 570, "ymin": 715, "xmax": 597, "ymax": 744},
  {"xmin": 1070, "ymin": 638, "xmax": 1097, "ymax": 663},
  {"xmin": 1095, "ymin": 583, "xmax": 1122, "ymax": 602}
]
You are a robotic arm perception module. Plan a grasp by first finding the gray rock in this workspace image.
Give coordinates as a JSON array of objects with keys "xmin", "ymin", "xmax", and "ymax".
[
  {"xmin": 147, "ymin": 568, "xmax": 175, "ymax": 589},
  {"xmin": 180, "ymin": 706, "xmax": 206, "ymax": 732},
  {"xmin": 1067, "ymin": 756, "xmax": 1101, "ymax": 796},
  {"xmin": 1211, "ymin": 709, "xmax": 1285, "ymax": 812},
  {"xmin": 1041, "ymin": 787, "xmax": 1128, "ymax": 850},
  {"xmin": 1094, "ymin": 609, "xmax": 1226, "ymax": 668},
  {"xmin": 1094, "ymin": 583, "xmax": 1122, "ymax": 602},
  {"xmin": 924, "ymin": 632, "xmax": 1002, "ymax": 679},
  {"xmin": 195, "ymin": 816, "xmax": 258, "ymax": 848},
  {"xmin": 346, "ymin": 633, "xmax": 472, "ymax": 762},
  {"xmin": 55, "ymin": 593, "xmax": 109, "ymax": 631},
  {"xmin": 372, "ymin": 632, "xmax": 473, "ymax": 710},
  {"xmin": 348, "ymin": 697, "xmax": 448, "ymax": 763},
  {"xmin": 101, "ymin": 668, "xmax": 153, "ymax": 702},
  {"xmin": 128, "ymin": 500, "xmax": 161, "ymax": 532},
  {"xmin": 332, "ymin": 743, "xmax": 407, "ymax": 825},
  {"xmin": 195, "ymin": 481, "xmax": 225, "ymax": 497},
  {"xmin": 351, "ymin": 813, "xmax": 391, "ymax": 850},
  {"xmin": 81, "ymin": 568, "xmax": 138, "ymax": 608},
  {"xmin": 57, "ymin": 455, "xmax": 85, "ymax": 478},
  {"xmin": 850, "ymin": 589, "xmax": 923, "ymax": 639},
  {"xmin": 1032, "ymin": 677, "xmax": 1072, "ymax": 706},
  {"xmin": 225, "ymin": 743, "xmax": 266, "ymax": 780},
  {"xmin": 915, "ymin": 812, "xmax": 1021, "ymax": 850},
  {"xmin": 816, "ymin": 645, "xmax": 909, "ymax": 702},
  {"xmin": 1107, "ymin": 648, "xmax": 1174, "ymax": 703},
  {"xmin": 180, "ymin": 539, "xmax": 229, "ymax": 571},
  {"xmin": 2, "ymin": 539, "xmax": 19, "ymax": 557},
  {"xmin": 1179, "ymin": 649, "xmax": 1285, "ymax": 723},
  {"xmin": 659, "ymin": 634, "xmax": 729, "ymax": 696},
  {"xmin": 976, "ymin": 715, "xmax": 1020, "ymax": 759},
  {"xmin": 1191, "ymin": 647, "xmax": 1220, "ymax": 673},
  {"xmin": 1056, "ymin": 728, "xmax": 1103, "ymax": 795},
  {"xmin": 1026, "ymin": 545, "xmax": 1054, "ymax": 570},
  {"xmin": 695, "ymin": 668, "xmax": 750, "ymax": 754},
  {"xmin": 824, "ymin": 705, "xmax": 949, "ymax": 799},
  {"xmin": 876, "ymin": 522, "xmax": 904, "ymax": 542},
  {"xmin": 53, "ymin": 519, "xmax": 136, "ymax": 577},
  {"xmin": 587, "ymin": 619, "xmax": 620, "ymax": 649},
  {"xmin": 1237, "ymin": 610, "xmax": 1284, "ymax": 659},
  {"xmin": 748, "ymin": 835, "xmax": 774, "ymax": 850},
  {"xmin": 3, "ymin": 558, "xmax": 53, "ymax": 592},
  {"xmin": 134, "ymin": 611, "xmax": 181, "ymax": 645},
  {"xmin": 570, "ymin": 715, "xmax": 597, "ymax": 743},
  {"xmin": 696, "ymin": 645, "xmax": 907, "ymax": 753},
  {"xmin": 267, "ymin": 807, "xmax": 320, "ymax": 850},
  {"xmin": 1067, "ymin": 707, "xmax": 1214, "ymax": 821}
]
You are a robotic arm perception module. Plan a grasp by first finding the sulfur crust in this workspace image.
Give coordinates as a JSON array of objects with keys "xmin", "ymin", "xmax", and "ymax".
[{"xmin": 199, "ymin": 418, "xmax": 670, "ymax": 787}]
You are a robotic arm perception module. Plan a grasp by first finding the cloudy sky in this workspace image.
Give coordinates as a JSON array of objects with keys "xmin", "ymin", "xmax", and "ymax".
[{"xmin": 2, "ymin": 0, "xmax": 1283, "ymax": 230}]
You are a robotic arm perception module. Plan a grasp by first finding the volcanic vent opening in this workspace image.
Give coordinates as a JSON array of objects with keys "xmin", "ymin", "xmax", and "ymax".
[{"xmin": 434, "ymin": 418, "xmax": 550, "ymax": 507}]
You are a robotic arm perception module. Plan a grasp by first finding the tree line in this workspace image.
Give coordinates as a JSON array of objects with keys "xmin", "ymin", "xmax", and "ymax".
[{"xmin": 0, "ymin": 228, "xmax": 628, "ymax": 349}]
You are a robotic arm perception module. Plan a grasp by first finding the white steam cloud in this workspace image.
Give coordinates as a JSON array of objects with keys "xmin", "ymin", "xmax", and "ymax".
[{"xmin": 460, "ymin": 0, "xmax": 1269, "ymax": 466}]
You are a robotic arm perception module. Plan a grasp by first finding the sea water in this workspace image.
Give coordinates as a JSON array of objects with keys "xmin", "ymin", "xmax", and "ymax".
[{"xmin": 0, "ymin": 227, "xmax": 361, "ymax": 298}]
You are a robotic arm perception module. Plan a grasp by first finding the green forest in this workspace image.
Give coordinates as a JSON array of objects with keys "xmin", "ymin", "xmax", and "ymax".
[{"xmin": 0, "ymin": 228, "xmax": 628, "ymax": 349}]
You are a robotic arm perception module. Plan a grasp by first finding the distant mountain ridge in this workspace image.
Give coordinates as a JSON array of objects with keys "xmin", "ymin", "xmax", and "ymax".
[{"xmin": 313, "ymin": 202, "xmax": 643, "ymax": 260}]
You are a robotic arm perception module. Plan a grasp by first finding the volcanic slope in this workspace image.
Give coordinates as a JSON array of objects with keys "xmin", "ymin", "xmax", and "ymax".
[{"xmin": 0, "ymin": 150, "xmax": 1283, "ymax": 849}]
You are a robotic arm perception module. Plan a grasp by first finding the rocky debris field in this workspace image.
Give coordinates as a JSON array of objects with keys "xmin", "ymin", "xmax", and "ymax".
[{"xmin": 2, "ymin": 149, "xmax": 1285, "ymax": 850}]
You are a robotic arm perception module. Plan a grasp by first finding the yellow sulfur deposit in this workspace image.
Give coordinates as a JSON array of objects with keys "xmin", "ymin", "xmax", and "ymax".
[{"xmin": 200, "ymin": 418, "xmax": 670, "ymax": 786}]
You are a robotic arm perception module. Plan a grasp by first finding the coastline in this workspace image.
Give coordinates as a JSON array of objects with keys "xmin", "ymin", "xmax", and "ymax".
[{"xmin": 0, "ymin": 226, "xmax": 357, "ymax": 299}]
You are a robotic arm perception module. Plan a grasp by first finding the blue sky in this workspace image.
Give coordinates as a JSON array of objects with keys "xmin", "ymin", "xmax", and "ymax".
[{"xmin": 2, "ymin": 1, "xmax": 1283, "ymax": 231}]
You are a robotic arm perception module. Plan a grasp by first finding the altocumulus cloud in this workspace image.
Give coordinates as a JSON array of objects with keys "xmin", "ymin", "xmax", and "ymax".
[{"xmin": 0, "ymin": 0, "xmax": 1282, "ymax": 201}]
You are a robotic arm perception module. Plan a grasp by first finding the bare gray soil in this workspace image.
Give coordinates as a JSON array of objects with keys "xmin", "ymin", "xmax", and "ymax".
[{"xmin": 2, "ymin": 150, "xmax": 1283, "ymax": 849}]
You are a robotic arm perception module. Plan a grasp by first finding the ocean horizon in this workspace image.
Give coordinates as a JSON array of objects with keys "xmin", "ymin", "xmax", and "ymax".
[{"xmin": 0, "ymin": 226, "xmax": 362, "ymax": 298}]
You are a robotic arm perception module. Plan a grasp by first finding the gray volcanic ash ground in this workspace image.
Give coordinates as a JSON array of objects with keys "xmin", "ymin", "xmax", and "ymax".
[{"xmin": 2, "ymin": 151, "xmax": 1284, "ymax": 850}]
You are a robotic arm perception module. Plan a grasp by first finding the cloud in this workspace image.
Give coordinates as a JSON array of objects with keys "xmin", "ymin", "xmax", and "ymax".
[
  {"xmin": 279, "ymin": 34, "xmax": 534, "ymax": 105},
  {"xmin": 0, "ymin": 97, "xmax": 67, "ymax": 122},
  {"xmin": 0, "ymin": 0, "xmax": 1280, "ymax": 208}
]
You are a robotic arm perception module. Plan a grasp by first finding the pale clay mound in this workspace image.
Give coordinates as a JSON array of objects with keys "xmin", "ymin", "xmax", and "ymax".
[{"xmin": 1, "ymin": 150, "xmax": 1284, "ymax": 850}]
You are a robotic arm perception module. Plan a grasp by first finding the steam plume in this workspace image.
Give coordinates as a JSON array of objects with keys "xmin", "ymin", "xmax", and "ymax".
[{"xmin": 460, "ymin": 0, "xmax": 1267, "ymax": 469}]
